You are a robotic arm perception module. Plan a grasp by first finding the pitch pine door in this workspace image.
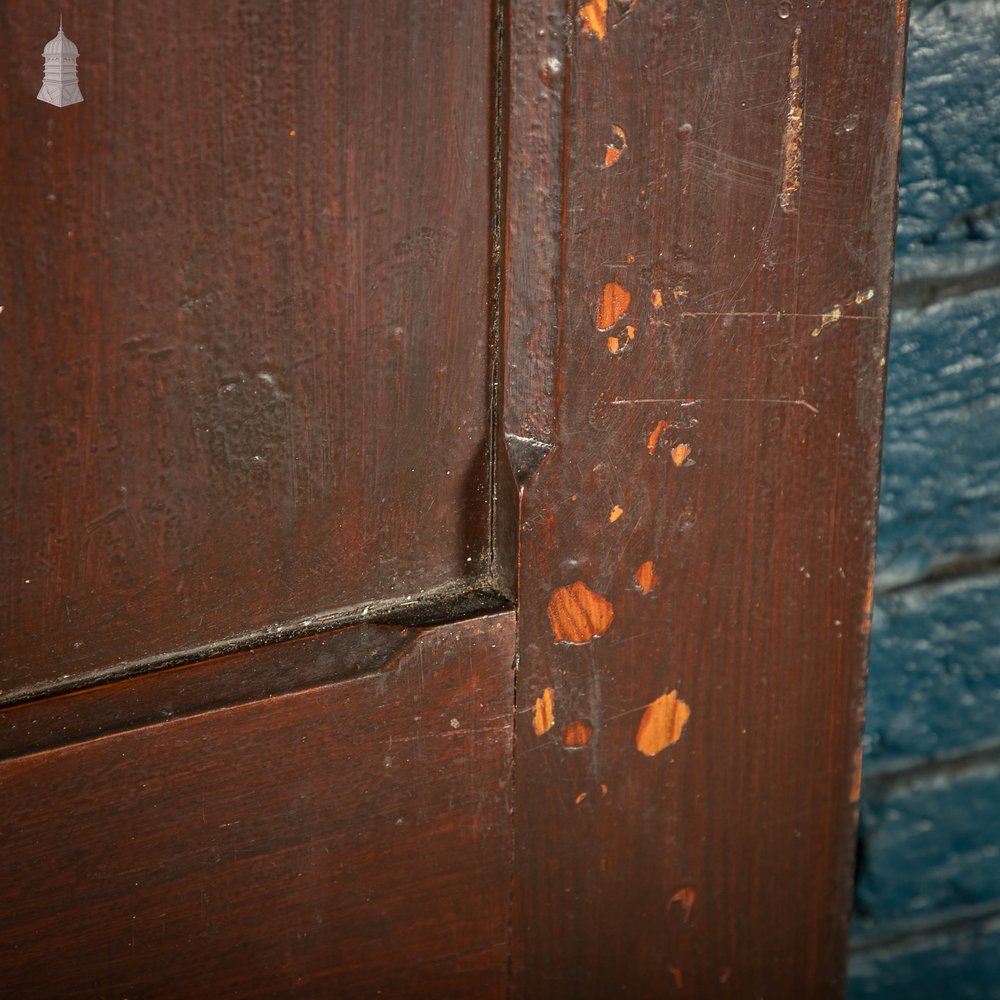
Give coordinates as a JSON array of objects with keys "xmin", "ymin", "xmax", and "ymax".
[{"xmin": 0, "ymin": 2, "xmax": 906, "ymax": 996}]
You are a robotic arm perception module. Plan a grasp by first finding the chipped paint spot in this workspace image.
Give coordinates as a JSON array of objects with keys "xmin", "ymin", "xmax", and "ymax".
[
  {"xmin": 600, "ymin": 783, "xmax": 609, "ymax": 796},
  {"xmin": 547, "ymin": 581, "xmax": 615, "ymax": 644},
  {"xmin": 651, "ymin": 288, "xmax": 663, "ymax": 309},
  {"xmin": 896, "ymin": 0, "xmax": 907, "ymax": 31},
  {"xmin": 809, "ymin": 288, "xmax": 874, "ymax": 337},
  {"xmin": 609, "ymin": 504, "xmax": 624, "ymax": 523},
  {"xmin": 634, "ymin": 560, "xmax": 658, "ymax": 594},
  {"xmin": 672, "ymin": 287, "xmax": 688, "ymax": 305},
  {"xmin": 850, "ymin": 745, "xmax": 863, "ymax": 803},
  {"xmin": 533, "ymin": 687, "xmax": 555, "ymax": 736},
  {"xmin": 603, "ymin": 124, "xmax": 628, "ymax": 167},
  {"xmin": 597, "ymin": 281, "xmax": 631, "ymax": 331},
  {"xmin": 671, "ymin": 886, "xmax": 696, "ymax": 921},
  {"xmin": 779, "ymin": 27, "xmax": 803, "ymax": 213},
  {"xmin": 579, "ymin": 0, "xmax": 607, "ymax": 39},
  {"xmin": 670, "ymin": 966, "xmax": 684, "ymax": 989},
  {"xmin": 636, "ymin": 690, "xmax": 690, "ymax": 756},
  {"xmin": 563, "ymin": 720, "xmax": 594, "ymax": 748},
  {"xmin": 647, "ymin": 419, "xmax": 669, "ymax": 455},
  {"xmin": 606, "ymin": 324, "xmax": 636, "ymax": 355},
  {"xmin": 671, "ymin": 443, "xmax": 692, "ymax": 466}
]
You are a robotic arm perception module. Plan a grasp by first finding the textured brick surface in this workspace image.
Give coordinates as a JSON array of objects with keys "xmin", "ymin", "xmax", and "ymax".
[
  {"xmin": 850, "ymin": 4, "xmax": 1000, "ymax": 989},
  {"xmin": 863, "ymin": 572, "xmax": 1000, "ymax": 760},
  {"xmin": 849, "ymin": 915, "xmax": 1000, "ymax": 1000},
  {"xmin": 895, "ymin": 0, "xmax": 1000, "ymax": 285},
  {"xmin": 854, "ymin": 761, "xmax": 1000, "ymax": 923},
  {"xmin": 876, "ymin": 291, "xmax": 1000, "ymax": 586}
]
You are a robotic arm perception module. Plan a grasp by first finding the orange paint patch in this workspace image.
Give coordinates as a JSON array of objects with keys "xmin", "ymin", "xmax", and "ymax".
[
  {"xmin": 671, "ymin": 885, "xmax": 696, "ymax": 921},
  {"xmin": 533, "ymin": 687, "xmax": 555, "ymax": 736},
  {"xmin": 547, "ymin": 581, "xmax": 615, "ymax": 644},
  {"xmin": 606, "ymin": 324, "xmax": 636, "ymax": 355},
  {"xmin": 647, "ymin": 419, "xmax": 669, "ymax": 455},
  {"xmin": 651, "ymin": 288, "xmax": 663, "ymax": 308},
  {"xmin": 563, "ymin": 719, "xmax": 594, "ymax": 748},
  {"xmin": 579, "ymin": 0, "xmax": 607, "ymax": 39},
  {"xmin": 609, "ymin": 504, "xmax": 624, "ymax": 523},
  {"xmin": 602, "ymin": 124, "xmax": 628, "ymax": 167},
  {"xmin": 600, "ymin": 783, "xmax": 609, "ymax": 796},
  {"xmin": 634, "ymin": 560, "xmax": 658, "ymax": 594},
  {"xmin": 575, "ymin": 791, "xmax": 588, "ymax": 805},
  {"xmin": 850, "ymin": 745, "xmax": 863, "ymax": 803},
  {"xmin": 779, "ymin": 28, "xmax": 804, "ymax": 213},
  {"xmin": 896, "ymin": 0, "xmax": 907, "ymax": 31},
  {"xmin": 671, "ymin": 443, "xmax": 692, "ymax": 466},
  {"xmin": 636, "ymin": 690, "xmax": 691, "ymax": 756},
  {"xmin": 596, "ymin": 281, "xmax": 631, "ymax": 331}
]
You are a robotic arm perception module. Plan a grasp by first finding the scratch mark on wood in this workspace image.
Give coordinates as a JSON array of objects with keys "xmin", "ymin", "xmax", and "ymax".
[
  {"xmin": 809, "ymin": 288, "xmax": 875, "ymax": 337},
  {"xmin": 636, "ymin": 691, "xmax": 690, "ymax": 755},
  {"xmin": 611, "ymin": 397, "xmax": 819, "ymax": 415},
  {"xmin": 533, "ymin": 687, "xmax": 556, "ymax": 735},
  {"xmin": 547, "ymin": 582, "xmax": 615, "ymax": 644},
  {"xmin": 597, "ymin": 281, "xmax": 631, "ymax": 331},
  {"xmin": 779, "ymin": 27, "xmax": 803, "ymax": 213},
  {"xmin": 646, "ymin": 419, "xmax": 670, "ymax": 455}
]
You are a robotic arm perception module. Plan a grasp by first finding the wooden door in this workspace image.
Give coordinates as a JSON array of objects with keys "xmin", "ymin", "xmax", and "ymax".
[{"xmin": 0, "ymin": 2, "xmax": 906, "ymax": 996}]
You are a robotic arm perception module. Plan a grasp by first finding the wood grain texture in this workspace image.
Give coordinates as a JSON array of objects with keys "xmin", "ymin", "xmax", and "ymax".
[
  {"xmin": 0, "ymin": 612, "xmax": 515, "ymax": 998},
  {"xmin": 502, "ymin": 0, "xmax": 565, "ymax": 450},
  {"xmin": 508, "ymin": 1, "xmax": 907, "ymax": 994},
  {"xmin": 0, "ymin": 2, "xmax": 496, "ymax": 700},
  {"xmin": 0, "ymin": 622, "xmax": 417, "ymax": 760}
]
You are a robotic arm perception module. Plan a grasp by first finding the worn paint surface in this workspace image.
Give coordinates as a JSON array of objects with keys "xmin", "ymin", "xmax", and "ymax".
[
  {"xmin": 0, "ymin": 3, "xmax": 497, "ymax": 699},
  {"xmin": 510, "ymin": 0, "xmax": 905, "ymax": 992},
  {"xmin": 635, "ymin": 691, "xmax": 690, "ymax": 757},
  {"xmin": 546, "ymin": 582, "xmax": 614, "ymax": 644}
]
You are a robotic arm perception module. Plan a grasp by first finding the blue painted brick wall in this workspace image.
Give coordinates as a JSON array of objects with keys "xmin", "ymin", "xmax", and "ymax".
[{"xmin": 848, "ymin": 0, "xmax": 1000, "ymax": 996}]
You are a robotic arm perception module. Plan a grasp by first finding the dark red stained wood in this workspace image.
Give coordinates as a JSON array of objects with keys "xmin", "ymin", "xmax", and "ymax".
[
  {"xmin": 0, "ymin": 622, "xmax": 416, "ymax": 760},
  {"xmin": 502, "ymin": 0, "xmax": 564, "ymax": 452},
  {"xmin": 508, "ymin": 1, "xmax": 906, "ymax": 995},
  {"xmin": 0, "ymin": 3, "xmax": 496, "ymax": 701},
  {"xmin": 0, "ymin": 612, "xmax": 515, "ymax": 998}
]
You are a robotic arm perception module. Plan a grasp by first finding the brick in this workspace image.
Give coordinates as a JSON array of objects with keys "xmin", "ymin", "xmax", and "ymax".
[
  {"xmin": 877, "ymin": 290, "xmax": 1000, "ymax": 586},
  {"xmin": 864, "ymin": 572, "xmax": 1000, "ymax": 761},
  {"xmin": 896, "ymin": 0, "xmax": 1000, "ymax": 283},
  {"xmin": 854, "ymin": 760, "xmax": 1000, "ymax": 923},
  {"xmin": 849, "ymin": 913, "xmax": 1000, "ymax": 1000}
]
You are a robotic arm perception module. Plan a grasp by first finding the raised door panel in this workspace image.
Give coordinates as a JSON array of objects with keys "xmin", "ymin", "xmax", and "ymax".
[
  {"xmin": 0, "ymin": 2, "xmax": 496, "ymax": 700},
  {"xmin": 0, "ymin": 613, "xmax": 515, "ymax": 998}
]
